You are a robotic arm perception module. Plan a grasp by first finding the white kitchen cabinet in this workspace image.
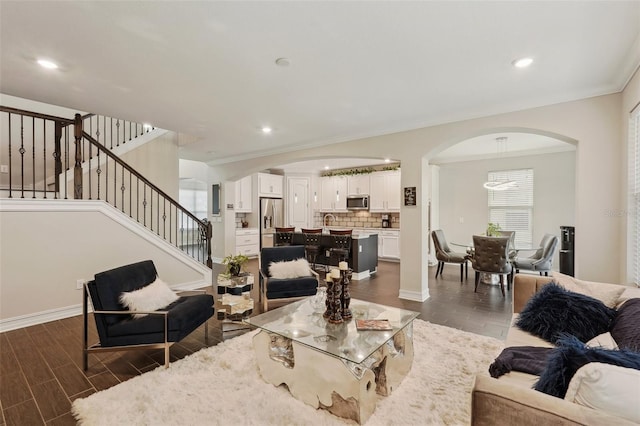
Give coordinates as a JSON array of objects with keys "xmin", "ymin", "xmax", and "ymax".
[
  {"xmin": 348, "ymin": 174, "xmax": 370, "ymax": 195},
  {"xmin": 235, "ymin": 228, "xmax": 259, "ymax": 256},
  {"xmin": 369, "ymin": 170, "xmax": 401, "ymax": 212},
  {"xmin": 234, "ymin": 175, "xmax": 253, "ymax": 213},
  {"xmin": 320, "ymin": 176, "xmax": 348, "ymax": 212},
  {"xmin": 258, "ymin": 173, "xmax": 284, "ymax": 198},
  {"xmin": 378, "ymin": 229, "xmax": 400, "ymax": 259}
]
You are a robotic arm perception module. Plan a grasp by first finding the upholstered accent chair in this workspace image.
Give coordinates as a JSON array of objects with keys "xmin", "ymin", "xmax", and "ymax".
[
  {"xmin": 83, "ymin": 260, "xmax": 214, "ymax": 370},
  {"xmin": 471, "ymin": 235, "xmax": 513, "ymax": 297},
  {"xmin": 431, "ymin": 229, "xmax": 469, "ymax": 282},
  {"xmin": 513, "ymin": 233, "xmax": 559, "ymax": 276},
  {"xmin": 259, "ymin": 245, "xmax": 320, "ymax": 311},
  {"xmin": 274, "ymin": 227, "xmax": 296, "ymax": 246}
]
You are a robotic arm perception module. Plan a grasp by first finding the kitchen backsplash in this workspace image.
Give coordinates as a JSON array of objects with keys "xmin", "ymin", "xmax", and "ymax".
[{"xmin": 313, "ymin": 211, "xmax": 400, "ymax": 228}]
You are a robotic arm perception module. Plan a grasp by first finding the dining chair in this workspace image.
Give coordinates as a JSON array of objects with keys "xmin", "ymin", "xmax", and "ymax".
[
  {"xmin": 274, "ymin": 227, "xmax": 295, "ymax": 246},
  {"xmin": 329, "ymin": 229, "xmax": 353, "ymax": 267},
  {"xmin": 497, "ymin": 230, "xmax": 517, "ymax": 261},
  {"xmin": 431, "ymin": 229, "xmax": 469, "ymax": 282},
  {"xmin": 513, "ymin": 233, "xmax": 559, "ymax": 276},
  {"xmin": 471, "ymin": 235, "xmax": 512, "ymax": 297},
  {"xmin": 301, "ymin": 228, "xmax": 323, "ymax": 271}
]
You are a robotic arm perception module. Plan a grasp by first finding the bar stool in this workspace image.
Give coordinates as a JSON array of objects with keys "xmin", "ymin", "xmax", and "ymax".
[
  {"xmin": 329, "ymin": 229, "xmax": 352, "ymax": 268},
  {"xmin": 301, "ymin": 228, "xmax": 322, "ymax": 271},
  {"xmin": 274, "ymin": 227, "xmax": 295, "ymax": 246}
]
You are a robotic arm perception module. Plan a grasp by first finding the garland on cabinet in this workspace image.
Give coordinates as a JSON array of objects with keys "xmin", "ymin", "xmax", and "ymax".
[{"xmin": 321, "ymin": 164, "xmax": 400, "ymax": 177}]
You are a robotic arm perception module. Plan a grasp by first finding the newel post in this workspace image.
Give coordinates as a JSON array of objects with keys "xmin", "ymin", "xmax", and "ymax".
[
  {"xmin": 206, "ymin": 220, "xmax": 213, "ymax": 268},
  {"xmin": 73, "ymin": 113, "xmax": 83, "ymax": 199}
]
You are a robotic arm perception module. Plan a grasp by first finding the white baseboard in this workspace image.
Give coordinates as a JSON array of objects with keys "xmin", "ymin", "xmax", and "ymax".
[
  {"xmin": 0, "ymin": 304, "xmax": 84, "ymax": 333},
  {"xmin": 398, "ymin": 288, "xmax": 430, "ymax": 302},
  {"xmin": 351, "ymin": 268, "xmax": 377, "ymax": 281}
]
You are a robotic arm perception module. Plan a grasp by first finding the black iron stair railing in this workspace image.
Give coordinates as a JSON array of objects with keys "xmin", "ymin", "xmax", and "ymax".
[{"xmin": 0, "ymin": 106, "xmax": 212, "ymax": 267}]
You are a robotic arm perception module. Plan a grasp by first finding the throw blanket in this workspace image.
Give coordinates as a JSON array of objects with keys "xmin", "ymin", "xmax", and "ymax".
[{"xmin": 489, "ymin": 346, "xmax": 552, "ymax": 378}]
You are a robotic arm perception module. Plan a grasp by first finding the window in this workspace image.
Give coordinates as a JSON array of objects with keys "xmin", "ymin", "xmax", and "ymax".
[
  {"xmin": 629, "ymin": 107, "xmax": 640, "ymax": 286},
  {"xmin": 179, "ymin": 179, "xmax": 207, "ymax": 224},
  {"xmin": 487, "ymin": 169, "xmax": 534, "ymax": 248}
]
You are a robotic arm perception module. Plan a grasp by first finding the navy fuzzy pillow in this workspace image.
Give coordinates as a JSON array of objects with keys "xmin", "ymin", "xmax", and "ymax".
[
  {"xmin": 515, "ymin": 282, "xmax": 615, "ymax": 343},
  {"xmin": 610, "ymin": 298, "xmax": 640, "ymax": 351},
  {"xmin": 535, "ymin": 334, "xmax": 640, "ymax": 398}
]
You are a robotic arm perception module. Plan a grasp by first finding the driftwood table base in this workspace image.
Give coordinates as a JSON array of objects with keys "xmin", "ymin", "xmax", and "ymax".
[{"xmin": 253, "ymin": 323, "xmax": 414, "ymax": 424}]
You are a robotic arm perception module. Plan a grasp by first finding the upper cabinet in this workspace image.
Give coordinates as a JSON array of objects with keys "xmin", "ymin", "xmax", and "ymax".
[
  {"xmin": 369, "ymin": 170, "xmax": 401, "ymax": 212},
  {"xmin": 348, "ymin": 175, "xmax": 370, "ymax": 195},
  {"xmin": 258, "ymin": 173, "xmax": 284, "ymax": 198},
  {"xmin": 234, "ymin": 175, "xmax": 252, "ymax": 213},
  {"xmin": 320, "ymin": 176, "xmax": 348, "ymax": 212}
]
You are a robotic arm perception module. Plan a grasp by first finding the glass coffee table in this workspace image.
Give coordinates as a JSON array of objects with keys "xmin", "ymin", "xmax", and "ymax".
[{"xmin": 245, "ymin": 297, "xmax": 419, "ymax": 424}]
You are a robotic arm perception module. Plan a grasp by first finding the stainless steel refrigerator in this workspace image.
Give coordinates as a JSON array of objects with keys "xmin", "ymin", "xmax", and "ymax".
[{"xmin": 260, "ymin": 197, "xmax": 284, "ymax": 248}]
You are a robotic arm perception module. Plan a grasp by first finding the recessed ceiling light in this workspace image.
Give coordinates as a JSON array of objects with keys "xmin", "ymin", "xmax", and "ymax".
[
  {"xmin": 261, "ymin": 126, "xmax": 272, "ymax": 134},
  {"xmin": 37, "ymin": 59, "xmax": 58, "ymax": 69},
  {"xmin": 384, "ymin": 158, "xmax": 391, "ymax": 163},
  {"xmin": 512, "ymin": 57, "xmax": 533, "ymax": 68},
  {"xmin": 324, "ymin": 166, "xmax": 330, "ymax": 170},
  {"xmin": 275, "ymin": 57, "xmax": 290, "ymax": 67}
]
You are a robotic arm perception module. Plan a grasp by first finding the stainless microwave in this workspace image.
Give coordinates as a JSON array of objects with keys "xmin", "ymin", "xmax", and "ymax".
[{"xmin": 347, "ymin": 195, "xmax": 369, "ymax": 210}]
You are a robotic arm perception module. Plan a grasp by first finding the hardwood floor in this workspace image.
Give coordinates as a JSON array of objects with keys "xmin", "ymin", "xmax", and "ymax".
[{"xmin": 0, "ymin": 259, "xmax": 512, "ymax": 425}]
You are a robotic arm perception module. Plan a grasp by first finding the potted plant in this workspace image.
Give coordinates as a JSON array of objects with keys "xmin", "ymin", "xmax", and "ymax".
[
  {"xmin": 486, "ymin": 222, "xmax": 502, "ymax": 237},
  {"xmin": 222, "ymin": 253, "xmax": 249, "ymax": 276}
]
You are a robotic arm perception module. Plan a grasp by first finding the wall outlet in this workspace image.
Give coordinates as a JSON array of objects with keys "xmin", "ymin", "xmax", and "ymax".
[
  {"xmin": 0, "ymin": 165, "xmax": 8, "ymax": 174},
  {"xmin": 76, "ymin": 279, "xmax": 85, "ymax": 290}
]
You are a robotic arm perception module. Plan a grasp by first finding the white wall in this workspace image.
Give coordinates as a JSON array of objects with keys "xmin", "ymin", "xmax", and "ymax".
[
  {"xmin": 120, "ymin": 131, "xmax": 179, "ymax": 200},
  {"xmin": 438, "ymin": 151, "xmax": 576, "ymax": 269},
  {"xmin": 0, "ymin": 200, "xmax": 210, "ymax": 330},
  {"xmin": 622, "ymin": 68, "xmax": 640, "ymax": 284},
  {"xmin": 209, "ymin": 93, "xmax": 626, "ymax": 299}
]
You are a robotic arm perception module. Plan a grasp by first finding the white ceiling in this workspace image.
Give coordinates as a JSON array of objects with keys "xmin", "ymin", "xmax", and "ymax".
[{"xmin": 1, "ymin": 1, "xmax": 638, "ymax": 170}]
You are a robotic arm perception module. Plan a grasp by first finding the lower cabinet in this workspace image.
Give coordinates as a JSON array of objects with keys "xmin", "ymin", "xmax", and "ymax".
[
  {"xmin": 378, "ymin": 230, "xmax": 400, "ymax": 260},
  {"xmin": 236, "ymin": 229, "xmax": 259, "ymax": 256}
]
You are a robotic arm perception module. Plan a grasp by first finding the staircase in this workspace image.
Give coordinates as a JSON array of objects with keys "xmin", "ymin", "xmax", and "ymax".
[{"xmin": 0, "ymin": 106, "xmax": 212, "ymax": 267}]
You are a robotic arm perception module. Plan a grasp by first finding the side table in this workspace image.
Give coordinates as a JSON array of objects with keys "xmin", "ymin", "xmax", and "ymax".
[{"xmin": 216, "ymin": 273, "xmax": 254, "ymax": 337}]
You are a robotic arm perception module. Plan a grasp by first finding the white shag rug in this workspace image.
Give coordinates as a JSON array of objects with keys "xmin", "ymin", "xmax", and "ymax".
[{"xmin": 72, "ymin": 320, "xmax": 503, "ymax": 425}]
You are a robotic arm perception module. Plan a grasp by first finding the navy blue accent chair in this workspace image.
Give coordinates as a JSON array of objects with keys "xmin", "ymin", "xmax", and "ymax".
[
  {"xmin": 83, "ymin": 260, "xmax": 214, "ymax": 370},
  {"xmin": 259, "ymin": 246, "xmax": 319, "ymax": 311}
]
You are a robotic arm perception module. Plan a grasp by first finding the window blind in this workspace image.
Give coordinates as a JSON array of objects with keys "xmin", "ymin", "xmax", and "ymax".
[
  {"xmin": 629, "ymin": 107, "xmax": 640, "ymax": 286},
  {"xmin": 487, "ymin": 169, "xmax": 534, "ymax": 248}
]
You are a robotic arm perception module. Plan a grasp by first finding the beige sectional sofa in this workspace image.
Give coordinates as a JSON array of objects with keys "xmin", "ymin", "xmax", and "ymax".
[{"xmin": 471, "ymin": 273, "xmax": 640, "ymax": 426}]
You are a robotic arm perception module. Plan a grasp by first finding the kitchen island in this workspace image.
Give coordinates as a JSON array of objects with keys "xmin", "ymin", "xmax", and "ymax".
[{"xmin": 285, "ymin": 232, "xmax": 378, "ymax": 280}]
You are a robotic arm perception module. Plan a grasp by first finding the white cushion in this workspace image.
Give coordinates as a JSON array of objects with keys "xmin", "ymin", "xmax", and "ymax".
[
  {"xmin": 119, "ymin": 278, "xmax": 179, "ymax": 318},
  {"xmin": 565, "ymin": 362, "xmax": 640, "ymax": 423},
  {"xmin": 269, "ymin": 258, "xmax": 312, "ymax": 279},
  {"xmin": 551, "ymin": 272, "xmax": 625, "ymax": 308},
  {"xmin": 616, "ymin": 286, "xmax": 640, "ymax": 308},
  {"xmin": 585, "ymin": 332, "xmax": 618, "ymax": 350}
]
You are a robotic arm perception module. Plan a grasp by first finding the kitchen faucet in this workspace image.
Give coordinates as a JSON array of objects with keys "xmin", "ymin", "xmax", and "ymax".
[{"xmin": 323, "ymin": 213, "xmax": 337, "ymax": 227}]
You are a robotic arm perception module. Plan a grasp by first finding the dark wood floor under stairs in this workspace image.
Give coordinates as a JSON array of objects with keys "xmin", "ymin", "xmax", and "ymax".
[{"xmin": 0, "ymin": 260, "xmax": 512, "ymax": 425}]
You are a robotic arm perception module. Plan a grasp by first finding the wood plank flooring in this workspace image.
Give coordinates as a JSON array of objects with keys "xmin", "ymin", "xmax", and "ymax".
[{"xmin": 0, "ymin": 259, "xmax": 512, "ymax": 425}]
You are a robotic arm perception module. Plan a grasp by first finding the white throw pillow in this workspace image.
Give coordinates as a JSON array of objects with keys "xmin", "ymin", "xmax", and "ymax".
[
  {"xmin": 551, "ymin": 272, "xmax": 625, "ymax": 308},
  {"xmin": 565, "ymin": 362, "xmax": 640, "ymax": 424},
  {"xmin": 585, "ymin": 332, "xmax": 618, "ymax": 350},
  {"xmin": 269, "ymin": 258, "xmax": 312, "ymax": 279},
  {"xmin": 119, "ymin": 278, "xmax": 179, "ymax": 318}
]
